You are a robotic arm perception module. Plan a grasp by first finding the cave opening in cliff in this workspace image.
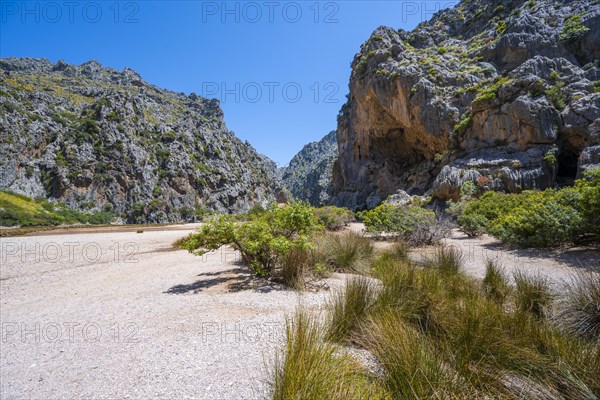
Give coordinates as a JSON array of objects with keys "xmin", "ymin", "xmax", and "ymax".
[{"xmin": 556, "ymin": 149, "xmax": 579, "ymax": 185}]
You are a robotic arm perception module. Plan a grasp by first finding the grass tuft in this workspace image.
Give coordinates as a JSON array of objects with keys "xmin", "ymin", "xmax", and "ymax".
[
  {"xmin": 360, "ymin": 310, "xmax": 468, "ymax": 399},
  {"xmin": 553, "ymin": 273, "xmax": 600, "ymax": 340},
  {"xmin": 482, "ymin": 260, "xmax": 511, "ymax": 305},
  {"xmin": 272, "ymin": 241, "xmax": 600, "ymax": 398},
  {"xmin": 427, "ymin": 245, "xmax": 464, "ymax": 275},
  {"xmin": 280, "ymin": 247, "xmax": 310, "ymax": 291},
  {"xmin": 271, "ymin": 309, "xmax": 387, "ymax": 400},
  {"xmin": 327, "ymin": 276, "xmax": 377, "ymax": 343},
  {"xmin": 513, "ymin": 270, "xmax": 553, "ymax": 319},
  {"xmin": 318, "ymin": 232, "xmax": 374, "ymax": 273}
]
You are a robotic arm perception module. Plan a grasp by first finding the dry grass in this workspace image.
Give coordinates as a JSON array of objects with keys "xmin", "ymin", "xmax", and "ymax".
[
  {"xmin": 272, "ymin": 245, "xmax": 600, "ymax": 399},
  {"xmin": 513, "ymin": 270, "xmax": 553, "ymax": 319},
  {"xmin": 482, "ymin": 260, "xmax": 511, "ymax": 305},
  {"xmin": 327, "ymin": 276, "xmax": 377, "ymax": 343},
  {"xmin": 271, "ymin": 309, "xmax": 388, "ymax": 400},
  {"xmin": 280, "ymin": 247, "xmax": 310, "ymax": 290},
  {"xmin": 315, "ymin": 232, "xmax": 374, "ymax": 273},
  {"xmin": 553, "ymin": 273, "xmax": 600, "ymax": 340}
]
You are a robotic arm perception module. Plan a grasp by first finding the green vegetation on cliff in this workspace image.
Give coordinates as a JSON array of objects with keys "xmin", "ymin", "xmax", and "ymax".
[{"xmin": 0, "ymin": 190, "xmax": 115, "ymax": 227}]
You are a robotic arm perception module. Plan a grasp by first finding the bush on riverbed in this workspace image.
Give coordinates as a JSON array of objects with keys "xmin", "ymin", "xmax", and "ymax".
[
  {"xmin": 314, "ymin": 206, "xmax": 355, "ymax": 231},
  {"xmin": 181, "ymin": 202, "xmax": 322, "ymax": 277},
  {"xmin": 359, "ymin": 204, "xmax": 449, "ymax": 245},
  {"xmin": 456, "ymin": 168, "xmax": 600, "ymax": 247}
]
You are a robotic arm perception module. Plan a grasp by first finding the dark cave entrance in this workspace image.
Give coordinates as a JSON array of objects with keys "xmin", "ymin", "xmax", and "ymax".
[{"xmin": 556, "ymin": 149, "xmax": 579, "ymax": 186}]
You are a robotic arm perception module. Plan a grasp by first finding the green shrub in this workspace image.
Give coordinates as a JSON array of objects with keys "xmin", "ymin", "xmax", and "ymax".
[
  {"xmin": 454, "ymin": 111, "xmax": 472, "ymax": 135},
  {"xmin": 546, "ymin": 82, "xmax": 567, "ymax": 110},
  {"xmin": 314, "ymin": 206, "xmax": 354, "ymax": 231},
  {"xmin": 559, "ymin": 14, "xmax": 590, "ymax": 43},
  {"xmin": 0, "ymin": 190, "xmax": 115, "ymax": 227},
  {"xmin": 246, "ymin": 203, "xmax": 266, "ymax": 217},
  {"xmin": 194, "ymin": 205, "xmax": 213, "ymax": 221},
  {"xmin": 181, "ymin": 202, "xmax": 321, "ymax": 277},
  {"xmin": 457, "ymin": 213, "xmax": 487, "ymax": 237},
  {"xmin": 155, "ymin": 148, "xmax": 170, "ymax": 166},
  {"xmin": 544, "ymin": 145, "xmax": 559, "ymax": 166},
  {"xmin": 360, "ymin": 204, "xmax": 448, "ymax": 245},
  {"xmin": 451, "ymin": 180, "xmax": 487, "ymax": 236},
  {"xmin": 576, "ymin": 168, "xmax": 600, "ymax": 238},
  {"xmin": 457, "ymin": 177, "xmax": 599, "ymax": 246},
  {"xmin": 86, "ymin": 210, "xmax": 116, "ymax": 225},
  {"xmin": 472, "ymin": 77, "xmax": 512, "ymax": 106},
  {"xmin": 77, "ymin": 118, "xmax": 99, "ymax": 135},
  {"xmin": 495, "ymin": 20, "xmax": 507, "ymax": 35},
  {"xmin": 488, "ymin": 191, "xmax": 582, "ymax": 247},
  {"xmin": 460, "ymin": 180, "xmax": 480, "ymax": 199}
]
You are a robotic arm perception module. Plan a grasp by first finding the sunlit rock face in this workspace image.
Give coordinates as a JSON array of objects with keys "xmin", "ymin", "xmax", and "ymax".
[
  {"xmin": 0, "ymin": 58, "xmax": 286, "ymax": 222},
  {"xmin": 331, "ymin": 0, "xmax": 600, "ymax": 209}
]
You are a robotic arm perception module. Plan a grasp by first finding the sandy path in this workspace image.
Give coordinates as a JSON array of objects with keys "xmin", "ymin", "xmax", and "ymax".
[
  {"xmin": 358, "ymin": 221, "xmax": 599, "ymax": 284},
  {"xmin": 439, "ymin": 230, "xmax": 600, "ymax": 284},
  {"xmin": 0, "ymin": 227, "xmax": 340, "ymax": 399},
  {"xmin": 1, "ymin": 224, "xmax": 598, "ymax": 399}
]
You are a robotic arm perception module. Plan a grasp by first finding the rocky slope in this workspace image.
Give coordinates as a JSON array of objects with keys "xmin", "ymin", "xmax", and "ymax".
[
  {"xmin": 0, "ymin": 58, "xmax": 285, "ymax": 223},
  {"xmin": 331, "ymin": 0, "xmax": 600, "ymax": 209},
  {"xmin": 281, "ymin": 131, "xmax": 337, "ymax": 206}
]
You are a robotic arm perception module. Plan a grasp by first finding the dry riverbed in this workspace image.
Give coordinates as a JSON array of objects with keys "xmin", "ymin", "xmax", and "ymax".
[{"xmin": 1, "ymin": 224, "xmax": 598, "ymax": 399}]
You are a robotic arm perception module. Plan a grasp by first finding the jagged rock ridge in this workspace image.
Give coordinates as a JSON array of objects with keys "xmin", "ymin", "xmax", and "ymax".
[
  {"xmin": 0, "ymin": 58, "xmax": 285, "ymax": 222},
  {"xmin": 331, "ymin": 0, "xmax": 600, "ymax": 209},
  {"xmin": 281, "ymin": 131, "xmax": 337, "ymax": 206}
]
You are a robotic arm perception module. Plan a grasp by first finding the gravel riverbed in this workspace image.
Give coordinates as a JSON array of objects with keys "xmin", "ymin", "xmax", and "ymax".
[{"xmin": 1, "ymin": 224, "xmax": 597, "ymax": 399}]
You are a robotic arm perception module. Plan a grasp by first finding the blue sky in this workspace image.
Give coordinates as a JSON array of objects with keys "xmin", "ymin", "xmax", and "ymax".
[{"xmin": 1, "ymin": 1, "xmax": 457, "ymax": 166}]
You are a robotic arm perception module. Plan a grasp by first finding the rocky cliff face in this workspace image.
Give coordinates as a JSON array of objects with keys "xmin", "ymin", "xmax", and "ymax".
[
  {"xmin": 0, "ymin": 58, "xmax": 285, "ymax": 222},
  {"xmin": 332, "ymin": 0, "xmax": 600, "ymax": 209},
  {"xmin": 281, "ymin": 131, "xmax": 337, "ymax": 206}
]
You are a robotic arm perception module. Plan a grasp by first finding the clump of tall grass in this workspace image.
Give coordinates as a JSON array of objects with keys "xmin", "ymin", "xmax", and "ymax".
[
  {"xmin": 482, "ymin": 260, "xmax": 511, "ymax": 305},
  {"xmin": 359, "ymin": 310, "xmax": 468, "ymax": 399},
  {"xmin": 513, "ymin": 270, "xmax": 553, "ymax": 319},
  {"xmin": 425, "ymin": 245, "xmax": 464, "ymax": 275},
  {"xmin": 272, "ymin": 245, "xmax": 600, "ymax": 399},
  {"xmin": 383, "ymin": 241, "xmax": 409, "ymax": 261},
  {"xmin": 271, "ymin": 309, "xmax": 387, "ymax": 400},
  {"xmin": 374, "ymin": 262, "xmax": 442, "ymax": 334},
  {"xmin": 317, "ymin": 232, "xmax": 374, "ymax": 273},
  {"xmin": 327, "ymin": 276, "xmax": 377, "ymax": 343},
  {"xmin": 553, "ymin": 273, "xmax": 600, "ymax": 340},
  {"xmin": 280, "ymin": 247, "xmax": 310, "ymax": 290}
]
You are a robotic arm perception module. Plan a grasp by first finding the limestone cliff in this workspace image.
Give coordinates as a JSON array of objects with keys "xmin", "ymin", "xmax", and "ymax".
[
  {"xmin": 332, "ymin": 0, "xmax": 600, "ymax": 209},
  {"xmin": 281, "ymin": 131, "xmax": 337, "ymax": 206},
  {"xmin": 0, "ymin": 58, "xmax": 285, "ymax": 222}
]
